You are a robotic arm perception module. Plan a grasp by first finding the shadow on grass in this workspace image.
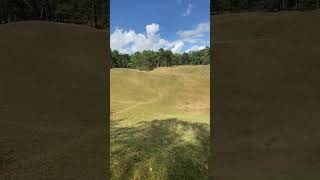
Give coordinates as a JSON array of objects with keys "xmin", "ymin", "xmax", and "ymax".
[{"xmin": 111, "ymin": 118, "xmax": 209, "ymax": 180}]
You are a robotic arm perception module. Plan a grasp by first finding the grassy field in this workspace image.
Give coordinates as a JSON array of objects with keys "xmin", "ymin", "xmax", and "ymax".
[
  {"xmin": 213, "ymin": 10, "xmax": 320, "ymax": 179},
  {"xmin": 0, "ymin": 21, "xmax": 107, "ymax": 179},
  {"xmin": 110, "ymin": 65, "xmax": 210, "ymax": 179}
]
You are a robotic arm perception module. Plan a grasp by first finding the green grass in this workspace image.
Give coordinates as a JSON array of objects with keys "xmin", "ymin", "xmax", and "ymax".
[{"xmin": 111, "ymin": 65, "xmax": 210, "ymax": 179}]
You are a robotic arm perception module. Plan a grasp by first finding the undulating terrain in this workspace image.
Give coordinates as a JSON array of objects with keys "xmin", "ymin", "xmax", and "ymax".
[
  {"xmin": 0, "ymin": 21, "xmax": 107, "ymax": 179},
  {"xmin": 213, "ymin": 10, "xmax": 320, "ymax": 179},
  {"xmin": 111, "ymin": 65, "xmax": 210, "ymax": 179}
]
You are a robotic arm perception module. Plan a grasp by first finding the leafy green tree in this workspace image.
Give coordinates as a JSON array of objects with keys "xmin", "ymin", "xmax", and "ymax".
[
  {"xmin": 131, "ymin": 51, "xmax": 143, "ymax": 70},
  {"xmin": 212, "ymin": 0, "xmax": 320, "ymax": 12},
  {"xmin": 173, "ymin": 53, "xmax": 182, "ymax": 65},
  {"xmin": 0, "ymin": 0, "xmax": 106, "ymax": 28},
  {"xmin": 111, "ymin": 49, "xmax": 120, "ymax": 68},
  {"xmin": 200, "ymin": 47, "xmax": 210, "ymax": 65},
  {"xmin": 110, "ymin": 47, "xmax": 210, "ymax": 70},
  {"xmin": 181, "ymin": 53, "xmax": 189, "ymax": 65},
  {"xmin": 140, "ymin": 50, "xmax": 157, "ymax": 70},
  {"xmin": 156, "ymin": 48, "xmax": 174, "ymax": 67}
]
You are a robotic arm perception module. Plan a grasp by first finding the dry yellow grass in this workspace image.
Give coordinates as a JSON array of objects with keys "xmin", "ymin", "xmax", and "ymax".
[{"xmin": 111, "ymin": 65, "xmax": 210, "ymax": 179}]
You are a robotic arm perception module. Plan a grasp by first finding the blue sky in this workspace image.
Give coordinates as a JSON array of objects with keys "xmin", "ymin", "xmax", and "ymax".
[{"xmin": 110, "ymin": 0, "xmax": 210, "ymax": 54}]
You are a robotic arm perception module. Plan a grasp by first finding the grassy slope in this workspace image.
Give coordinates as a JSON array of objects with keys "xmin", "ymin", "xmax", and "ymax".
[
  {"xmin": 111, "ymin": 65, "xmax": 210, "ymax": 179},
  {"xmin": 213, "ymin": 10, "xmax": 320, "ymax": 179},
  {"xmin": 0, "ymin": 21, "xmax": 107, "ymax": 179}
]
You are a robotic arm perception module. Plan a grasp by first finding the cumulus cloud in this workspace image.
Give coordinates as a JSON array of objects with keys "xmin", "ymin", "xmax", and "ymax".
[
  {"xmin": 172, "ymin": 41, "xmax": 184, "ymax": 53},
  {"xmin": 111, "ymin": 22, "xmax": 209, "ymax": 54},
  {"xmin": 110, "ymin": 29, "xmax": 137, "ymax": 53},
  {"xmin": 146, "ymin": 23, "xmax": 160, "ymax": 36},
  {"xmin": 185, "ymin": 45, "xmax": 206, "ymax": 53},
  {"xmin": 182, "ymin": 3, "xmax": 193, "ymax": 16},
  {"xmin": 177, "ymin": 22, "xmax": 210, "ymax": 43},
  {"xmin": 111, "ymin": 23, "xmax": 185, "ymax": 54}
]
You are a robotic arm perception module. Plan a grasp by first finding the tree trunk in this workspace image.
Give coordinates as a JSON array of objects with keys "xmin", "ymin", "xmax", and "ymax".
[
  {"xmin": 282, "ymin": 0, "xmax": 287, "ymax": 10},
  {"xmin": 87, "ymin": 12, "xmax": 90, "ymax": 26},
  {"xmin": 278, "ymin": 0, "xmax": 281, "ymax": 11},
  {"xmin": 40, "ymin": 0, "xmax": 46, "ymax": 20},
  {"xmin": 90, "ymin": 3, "xmax": 94, "ymax": 27},
  {"xmin": 90, "ymin": 15, "xmax": 93, "ymax": 27},
  {"xmin": 4, "ymin": 0, "xmax": 8, "ymax": 23},
  {"xmin": 94, "ymin": 4, "xmax": 97, "ymax": 28},
  {"xmin": 50, "ymin": 0, "xmax": 54, "ymax": 21},
  {"xmin": 0, "ymin": 0, "xmax": 3, "ymax": 24}
]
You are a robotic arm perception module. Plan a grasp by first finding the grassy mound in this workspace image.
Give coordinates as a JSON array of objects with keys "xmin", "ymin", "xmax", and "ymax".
[
  {"xmin": 214, "ymin": 10, "xmax": 320, "ymax": 179},
  {"xmin": 0, "ymin": 21, "xmax": 106, "ymax": 179},
  {"xmin": 111, "ymin": 65, "xmax": 210, "ymax": 179}
]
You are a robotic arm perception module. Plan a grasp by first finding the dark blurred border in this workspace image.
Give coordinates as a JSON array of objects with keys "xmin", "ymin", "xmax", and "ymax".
[
  {"xmin": 0, "ymin": 0, "xmax": 111, "ymax": 180},
  {"xmin": 209, "ymin": 0, "xmax": 215, "ymax": 179},
  {"xmin": 106, "ymin": 0, "xmax": 110, "ymax": 179},
  {"xmin": 211, "ymin": 0, "xmax": 320, "ymax": 179}
]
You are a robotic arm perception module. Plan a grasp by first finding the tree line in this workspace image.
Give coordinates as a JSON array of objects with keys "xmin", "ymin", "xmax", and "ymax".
[
  {"xmin": 0, "ymin": 0, "xmax": 107, "ymax": 29},
  {"xmin": 111, "ymin": 47, "xmax": 210, "ymax": 71},
  {"xmin": 212, "ymin": 0, "xmax": 320, "ymax": 13}
]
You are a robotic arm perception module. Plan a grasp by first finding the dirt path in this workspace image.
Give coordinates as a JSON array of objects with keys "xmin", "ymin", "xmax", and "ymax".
[{"xmin": 111, "ymin": 89, "xmax": 169, "ymax": 117}]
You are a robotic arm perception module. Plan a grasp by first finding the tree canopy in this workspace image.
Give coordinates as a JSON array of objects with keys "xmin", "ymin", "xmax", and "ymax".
[
  {"xmin": 0, "ymin": 0, "xmax": 107, "ymax": 29},
  {"xmin": 110, "ymin": 47, "xmax": 211, "ymax": 71},
  {"xmin": 212, "ymin": 0, "xmax": 320, "ymax": 13}
]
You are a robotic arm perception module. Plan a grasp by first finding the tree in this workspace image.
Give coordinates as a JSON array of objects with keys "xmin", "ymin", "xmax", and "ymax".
[
  {"xmin": 1, "ymin": 0, "xmax": 9, "ymax": 23},
  {"xmin": 200, "ymin": 47, "xmax": 210, "ymax": 65},
  {"xmin": 111, "ymin": 49, "xmax": 120, "ymax": 68},
  {"xmin": 173, "ymin": 53, "xmax": 182, "ymax": 65},
  {"xmin": 0, "ymin": 0, "xmax": 3, "ymax": 24},
  {"xmin": 181, "ymin": 53, "xmax": 189, "ymax": 65},
  {"xmin": 0, "ymin": 0, "xmax": 106, "ymax": 29},
  {"xmin": 131, "ymin": 51, "xmax": 143, "ymax": 70},
  {"xmin": 157, "ymin": 48, "xmax": 166, "ymax": 67},
  {"xmin": 110, "ymin": 47, "xmax": 210, "ymax": 70},
  {"xmin": 156, "ymin": 48, "xmax": 174, "ymax": 67},
  {"xmin": 165, "ymin": 49, "xmax": 174, "ymax": 67},
  {"xmin": 140, "ymin": 50, "xmax": 157, "ymax": 70},
  {"xmin": 189, "ymin": 51, "xmax": 201, "ymax": 65},
  {"xmin": 230, "ymin": 0, "xmax": 241, "ymax": 11},
  {"xmin": 212, "ymin": 0, "xmax": 320, "ymax": 12}
]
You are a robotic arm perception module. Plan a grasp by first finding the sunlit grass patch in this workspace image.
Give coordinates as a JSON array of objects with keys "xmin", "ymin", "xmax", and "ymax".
[{"xmin": 111, "ymin": 65, "xmax": 210, "ymax": 179}]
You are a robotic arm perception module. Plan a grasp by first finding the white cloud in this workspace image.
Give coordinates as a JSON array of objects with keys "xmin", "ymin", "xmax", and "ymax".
[
  {"xmin": 111, "ymin": 22, "xmax": 210, "ymax": 54},
  {"xmin": 111, "ymin": 23, "xmax": 185, "ymax": 54},
  {"xmin": 185, "ymin": 45, "xmax": 206, "ymax": 53},
  {"xmin": 177, "ymin": 22, "xmax": 210, "ymax": 43},
  {"xmin": 146, "ymin": 23, "xmax": 159, "ymax": 36},
  {"xmin": 172, "ymin": 41, "xmax": 184, "ymax": 53},
  {"xmin": 110, "ymin": 29, "xmax": 135, "ymax": 53},
  {"xmin": 182, "ymin": 3, "xmax": 193, "ymax": 16}
]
